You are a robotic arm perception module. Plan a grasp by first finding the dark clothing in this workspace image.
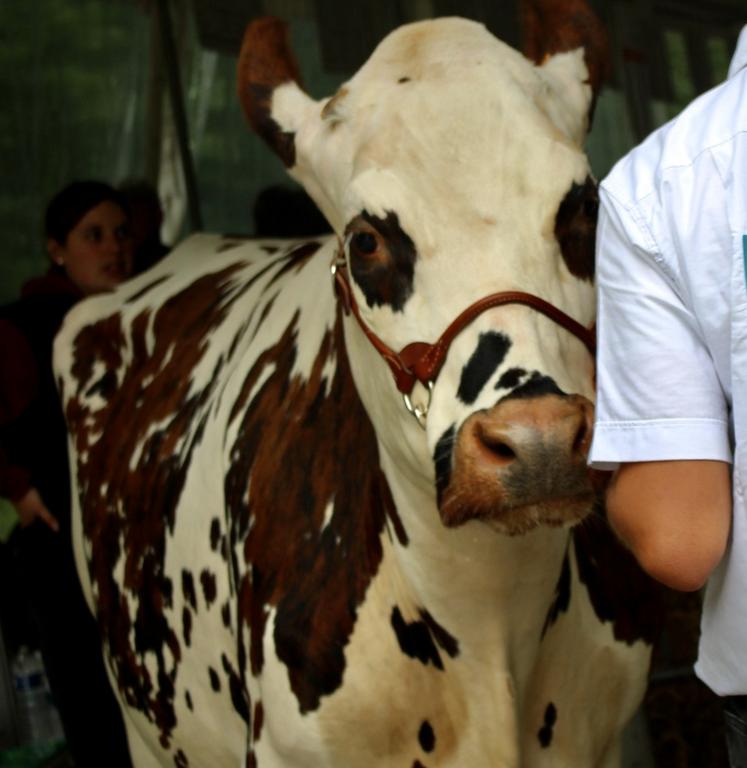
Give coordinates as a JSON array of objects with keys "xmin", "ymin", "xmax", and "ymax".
[
  {"xmin": 0, "ymin": 271, "xmax": 131, "ymax": 767},
  {"xmin": 133, "ymin": 236, "xmax": 169, "ymax": 275},
  {"xmin": 725, "ymin": 697, "xmax": 747, "ymax": 768}
]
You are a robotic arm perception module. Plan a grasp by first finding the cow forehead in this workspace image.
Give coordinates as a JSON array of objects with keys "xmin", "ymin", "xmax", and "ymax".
[{"xmin": 327, "ymin": 20, "xmax": 591, "ymax": 238}]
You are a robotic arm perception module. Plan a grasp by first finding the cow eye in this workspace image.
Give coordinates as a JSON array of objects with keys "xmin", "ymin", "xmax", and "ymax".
[{"xmin": 350, "ymin": 231, "xmax": 379, "ymax": 257}]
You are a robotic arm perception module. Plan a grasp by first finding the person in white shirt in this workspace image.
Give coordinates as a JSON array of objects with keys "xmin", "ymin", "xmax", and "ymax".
[{"xmin": 590, "ymin": 26, "xmax": 747, "ymax": 766}]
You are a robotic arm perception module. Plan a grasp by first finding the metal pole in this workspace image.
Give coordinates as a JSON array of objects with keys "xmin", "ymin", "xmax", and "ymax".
[{"xmin": 155, "ymin": 0, "xmax": 203, "ymax": 231}]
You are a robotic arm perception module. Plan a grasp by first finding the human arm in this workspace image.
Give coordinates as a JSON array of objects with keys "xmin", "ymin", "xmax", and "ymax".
[
  {"xmin": 590, "ymin": 173, "xmax": 733, "ymax": 592},
  {"xmin": 605, "ymin": 460, "xmax": 731, "ymax": 592},
  {"xmin": 0, "ymin": 318, "xmax": 57, "ymax": 531}
]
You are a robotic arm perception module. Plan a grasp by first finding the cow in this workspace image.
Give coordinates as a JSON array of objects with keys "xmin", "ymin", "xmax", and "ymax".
[{"xmin": 55, "ymin": 1, "xmax": 660, "ymax": 766}]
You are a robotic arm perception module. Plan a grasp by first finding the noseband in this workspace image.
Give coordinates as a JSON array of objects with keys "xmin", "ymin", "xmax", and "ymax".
[{"xmin": 331, "ymin": 254, "xmax": 595, "ymax": 428}]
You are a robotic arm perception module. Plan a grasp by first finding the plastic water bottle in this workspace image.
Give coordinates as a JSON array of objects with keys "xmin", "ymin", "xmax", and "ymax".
[{"xmin": 11, "ymin": 646, "xmax": 64, "ymax": 746}]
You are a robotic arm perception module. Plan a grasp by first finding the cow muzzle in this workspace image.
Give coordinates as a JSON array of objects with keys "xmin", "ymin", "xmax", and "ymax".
[{"xmin": 439, "ymin": 393, "xmax": 603, "ymax": 534}]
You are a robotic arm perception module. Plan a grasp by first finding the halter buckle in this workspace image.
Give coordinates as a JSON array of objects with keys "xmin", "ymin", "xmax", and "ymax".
[{"xmin": 402, "ymin": 380, "xmax": 434, "ymax": 429}]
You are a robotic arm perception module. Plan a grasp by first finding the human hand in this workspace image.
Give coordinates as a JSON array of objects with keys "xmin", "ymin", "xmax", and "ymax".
[{"xmin": 14, "ymin": 488, "xmax": 59, "ymax": 532}]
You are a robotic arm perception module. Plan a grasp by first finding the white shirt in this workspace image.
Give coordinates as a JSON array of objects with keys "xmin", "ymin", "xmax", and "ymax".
[{"xmin": 590, "ymin": 49, "xmax": 747, "ymax": 694}]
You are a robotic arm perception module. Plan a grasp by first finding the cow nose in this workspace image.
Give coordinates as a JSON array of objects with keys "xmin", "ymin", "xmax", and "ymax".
[
  {"xmin": 469, "ymin": 394, "xmax": 593, "ymax": 468},
  {"xmin": 439, "ymin": 393, "xmax": 597, "ymax": 531}
]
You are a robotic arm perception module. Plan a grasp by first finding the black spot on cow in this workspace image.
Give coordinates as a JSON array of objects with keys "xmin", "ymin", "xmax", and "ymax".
[
  {"xmin": 574, "ymin": 513, "xmax": 664, "ymax": 645},
  {"xmin": 253, "ymin": 701, "xmax": 264, "ymax": 741},
  {"xmin": 398, "ymin": 76, "xmax": 411, "ymax": 83},
  {"xmin": 554, "ymin": 176, "xmax": 598, "ymax": 281},
  {"xmin": 420, "ymin": 610, "xmax": 459, "ymax": 659},
  {"xmin": 434, "ymin": 425, "xmax": 456, "ymax": 508},
  {"xmin": 185, "ymin": 690, "xmax": 193, "ymax": 711},
  {"xmin": 543, "ymin": 549, "xmax": 571, "ymax": 637},
  {"xmin": 495, "ymin": 367, "xmax": 526, "ymax": 391},
  {"xmin": 457, "ymin": 332, "xmax": 511, "ymax": 404},
  {"xmin": 210, "ymin": 518, "xmax": 221, "ymax": 551},
  {"xmin": 182, "ymin": 607, "xmax": 192, "ymax": 647},
  {"xmin": 221, "ymin": 653, "xmax": 250, "ymax": 724},
  {"xmin": 499, "ymin": 372, "xmax": 564, "ymax": 401},
  {"xmin": 208, "ymin": 666, "xmax": 221, "ymax": 692},
  {"xmin": 221, "ymin": 602, "xmax": 232, "ymax": 629},
  {"xmin": 347, "ymin": 210, "xmax": 417, "ymax": 312},
  {"xmin": 413, "ymin": 761, "xmax": 428, "ymax": 768},
  {"xmin": 418, "ymin": 720, "xmax": 436, "ymax": 752},
  {"xmin": 200, "ymin": 570, "xmax": 217, "ymax": 608},
  {"xmin": 392, "ymin": 607, "xmax": 443, "ymax": 669},
  {"xmin": 538, "ymin": 702, "xmax": 557, "ymax": 748},
  {"xmin": 182, "ymin": 570, "xmax": 197, "ymax": 611},
  {"xmin": 174, "ymin": 748, "xmax": 189, "ymax": 767},
  {"xmin": 391, "ymin": 607, "xmax": 458, "ymax": 670},
  {"xmin": 382, "ymin": 471, "xmax": 409, "ymax": 546}
]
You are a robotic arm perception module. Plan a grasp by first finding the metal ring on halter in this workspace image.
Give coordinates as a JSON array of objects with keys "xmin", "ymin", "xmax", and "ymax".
[{"xmin": 403, "ymin": 380, "xmax": 434, "ymax": 429}]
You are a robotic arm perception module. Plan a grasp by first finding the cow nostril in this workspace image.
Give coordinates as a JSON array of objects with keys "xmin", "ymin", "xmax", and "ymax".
[
  {"xmin": 475, "ymin": 424, "xmax": 517, "ymax": 464},
  {"xmin": 491, "ymin": 442, "xmax": 516, "ymax": 459}
]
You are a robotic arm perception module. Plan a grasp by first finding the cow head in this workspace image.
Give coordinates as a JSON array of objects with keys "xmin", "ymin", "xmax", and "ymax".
[{"xmin": 238, "ymin": 0, "xmax": 608, "ymax": 536}]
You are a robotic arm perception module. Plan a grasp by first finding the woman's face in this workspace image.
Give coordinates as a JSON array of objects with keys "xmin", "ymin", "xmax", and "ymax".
[{"xmin": 48, "ymin": 200, "xmax": 134, "ymax": 295}]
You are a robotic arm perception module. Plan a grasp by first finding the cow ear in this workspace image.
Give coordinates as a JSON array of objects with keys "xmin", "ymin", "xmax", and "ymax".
[
  {"xmin": 519, "ymin": 0, "xmax": 609, "ymax": 131},
  {"xmin": 237, "ymin": 17, "xmax": 318, "ymax": 168}
]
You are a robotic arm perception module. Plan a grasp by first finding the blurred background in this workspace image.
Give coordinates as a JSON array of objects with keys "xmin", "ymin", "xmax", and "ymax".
[{"xmin": 0, "ymin": 0, "xmax": 743, "ymax": 303}]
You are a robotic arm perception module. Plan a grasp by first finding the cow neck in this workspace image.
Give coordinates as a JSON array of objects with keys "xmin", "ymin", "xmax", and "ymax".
[{"xmin": 331, "ymin": 254, "xmax": 596, "ymax": 400}]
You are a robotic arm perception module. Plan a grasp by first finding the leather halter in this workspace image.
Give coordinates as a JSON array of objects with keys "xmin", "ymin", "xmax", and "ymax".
[{"xmin": 331, "ymin": 254, "xmax": 596, "ymax": 425}]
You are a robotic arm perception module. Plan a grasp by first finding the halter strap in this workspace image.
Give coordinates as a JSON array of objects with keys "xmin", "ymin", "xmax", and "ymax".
[{"xmin": 332, "ymin": 258, "xmax": 596, "ymax": 396}]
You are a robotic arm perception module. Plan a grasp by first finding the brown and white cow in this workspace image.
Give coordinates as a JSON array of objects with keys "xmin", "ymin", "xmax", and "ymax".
[{"xmin": 55, "ymin": 2, "xmax": 659, "ymax": 766}]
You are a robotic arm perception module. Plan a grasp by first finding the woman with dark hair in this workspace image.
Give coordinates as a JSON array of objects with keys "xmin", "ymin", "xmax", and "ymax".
[{"xmin": 0, "ymin": 180, "xmax": 133, "ymax": 766}]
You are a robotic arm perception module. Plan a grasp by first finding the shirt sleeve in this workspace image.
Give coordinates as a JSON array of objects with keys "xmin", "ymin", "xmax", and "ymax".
[{"xmin": 589, "ymin": 188, "xmax": 731, "ymax": 470}]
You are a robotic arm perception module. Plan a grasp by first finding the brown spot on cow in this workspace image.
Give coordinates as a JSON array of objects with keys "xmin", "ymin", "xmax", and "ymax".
[
  {"xmin": 225, "ymin": 308, "xmax": 392, "ymax": 712},
  {"xmin": 216, "ymin": 240, "xmax": 247, "ymax": 253},
  {"xmin": 64, "ymin": 264, "xmax": 250, "ymax": 748},
  {"xmin": 267, "ymin": 242, "xmax": 321, "ymax": 286},
  {"xmin": 125, "ymin": 275, "xmax": 170, "ymax": 304},
  {"xmin": 237, "ymin": 18, "xmax": 303, "ymax": 167}
]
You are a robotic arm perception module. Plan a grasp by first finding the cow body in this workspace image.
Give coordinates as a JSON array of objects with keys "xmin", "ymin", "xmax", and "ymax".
[{"xmin": 57, "ymin": 8, "xmax": 659, "ymax": 768}]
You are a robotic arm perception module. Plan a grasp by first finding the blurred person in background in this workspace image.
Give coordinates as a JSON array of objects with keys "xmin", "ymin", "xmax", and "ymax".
[
  {"xmin": 119, "ymin": 178, "xmax": 169, "ymax": 274},
  {"xmin": 0, "ymin": 180, "xmax": 133, "ymax": 766}
]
